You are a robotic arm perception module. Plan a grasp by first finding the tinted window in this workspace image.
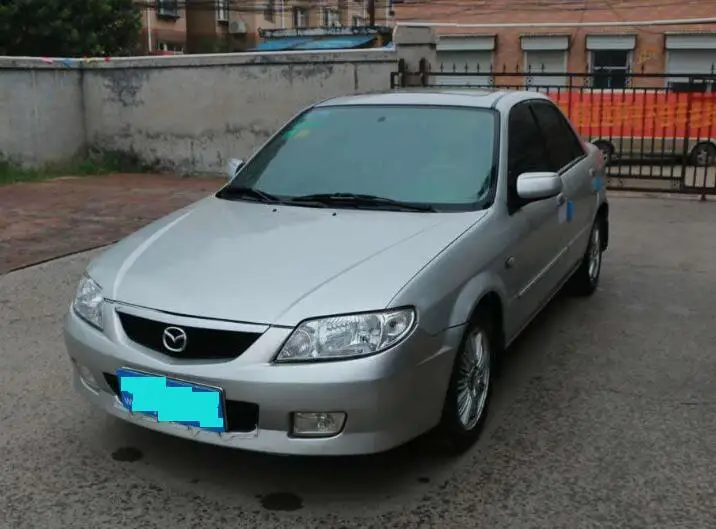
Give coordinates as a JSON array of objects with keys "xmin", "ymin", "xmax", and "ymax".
[
  {"xmin": 507, "ymin": 103, "xmax": 551, "ymax": 192},
  {"xmin": 232, "ymin": 105, "xmax": 497, "ymax": 210},
  {"xmin": 530, "ymin": 102, "xmax": 585, "ymax": 171}
]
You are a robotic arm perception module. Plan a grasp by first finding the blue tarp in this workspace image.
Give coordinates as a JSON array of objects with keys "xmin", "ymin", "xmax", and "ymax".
[
  {"xmin": 252, "ymin": 37, "xmax": 314, "ymax": 51},
  {"xmin": 291, "ymin": 35, "xmax": 376, "ymax": 50},
  {"xmin": 252, "ymin": 35, "xmax": 377, "ymax": 52}
]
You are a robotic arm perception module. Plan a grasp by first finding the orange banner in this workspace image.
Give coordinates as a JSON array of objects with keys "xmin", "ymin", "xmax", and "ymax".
[{"xmin": 546, "ymin": 91, "xmax": 716, "ymax": 139}]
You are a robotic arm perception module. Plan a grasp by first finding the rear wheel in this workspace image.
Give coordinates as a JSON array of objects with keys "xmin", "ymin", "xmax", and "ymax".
[
  {"xmin": 436, "ymin": 309, "xmax": 495, "ymax": 454},
  {"xmin": 568, "ymin": 218, "xmax": 603, "ymax": 297},
  {"xmin": 689, "ymin": 142, "xmax": 716, "ymax": 167}
]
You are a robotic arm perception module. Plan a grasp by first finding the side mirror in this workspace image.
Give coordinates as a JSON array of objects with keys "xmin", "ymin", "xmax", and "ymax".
[
  {"xmin": 516, "ymin": 172, "xmax": 562, "ymax": 202},
  {"xmin": 227, "ymin": 158, "xmax": 244, "ymax": 180}
]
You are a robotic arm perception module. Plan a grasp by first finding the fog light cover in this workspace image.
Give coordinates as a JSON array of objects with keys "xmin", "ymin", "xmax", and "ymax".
[
  {"xmin": 74, "ymin": 360, "xmax": 99, "ymax": 391},
  {"xmin": 292, "ymin": 412, "xmax": 346, "ymax": 438}
]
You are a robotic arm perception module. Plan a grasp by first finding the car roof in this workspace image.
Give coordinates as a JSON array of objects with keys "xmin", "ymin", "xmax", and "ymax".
[{"xmin": 315, "ymin": 89, "xmax": 552, "ymax": 110}]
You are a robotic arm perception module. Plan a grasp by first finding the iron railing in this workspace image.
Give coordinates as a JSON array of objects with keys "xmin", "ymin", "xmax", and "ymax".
[{"xmin": 390, "ymin": 59, "xmax": 716, "ymax": 195}]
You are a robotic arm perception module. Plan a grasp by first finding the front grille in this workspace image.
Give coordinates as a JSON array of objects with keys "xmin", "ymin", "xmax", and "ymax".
[
  {"xmin": 117, "ymin": 311, "xmax": 261, "ymax": 360},
  {"xmin": 103, "ymin": 373, "xmax": 259, "ymax": 433}
]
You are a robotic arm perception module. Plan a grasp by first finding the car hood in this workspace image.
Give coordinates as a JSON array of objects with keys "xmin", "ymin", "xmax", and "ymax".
[{"xmin": 88, "ymin": 196, "xmax": 485, "ymax": 326}]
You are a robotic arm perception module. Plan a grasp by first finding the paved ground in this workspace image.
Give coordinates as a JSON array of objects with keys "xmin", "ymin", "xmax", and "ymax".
[
  {"xmin": 0, "ymin": 174, "xmax": 222, "ymax": 274},
  {"xmin": 607, "ymin": 166, "xmax": 716, "ymax": 191},
  {"xmin": 1, "ymin": 193, "xmax": 716, "ymax": 529}
]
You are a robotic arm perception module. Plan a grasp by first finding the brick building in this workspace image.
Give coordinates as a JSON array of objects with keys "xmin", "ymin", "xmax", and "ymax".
[
  {"xmin": 394, "ymin": 0, "xmax": 716, "ymax": 88},
  {"xmin": 138, "ymin": 0, "xmax": 389, "ymax": 54}
]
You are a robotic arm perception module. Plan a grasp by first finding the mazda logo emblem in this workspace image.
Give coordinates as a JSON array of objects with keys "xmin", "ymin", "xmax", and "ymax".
[{"xmin": 162, "ymin": 326, "xmax": 188, "ymax": 353}]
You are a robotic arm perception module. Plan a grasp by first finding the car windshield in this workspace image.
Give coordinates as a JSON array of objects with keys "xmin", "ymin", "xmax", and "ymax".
[{"xmin": 223, "ymin": 104, "xmax": 497, "ymax": 212}]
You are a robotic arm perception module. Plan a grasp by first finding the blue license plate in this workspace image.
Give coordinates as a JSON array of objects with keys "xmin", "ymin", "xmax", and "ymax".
[{"xmin": 116, "ymin": 368, "xmax": 226, "ymax": 433}]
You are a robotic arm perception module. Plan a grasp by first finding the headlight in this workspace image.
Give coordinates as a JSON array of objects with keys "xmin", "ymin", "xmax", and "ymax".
[
  {"xmin": 73, "ymin": 274, "xmax": 104, "ymax": 330},
  {"xmin": 275, "ymin": 308, "xmax": 416, "ymax": 362}
]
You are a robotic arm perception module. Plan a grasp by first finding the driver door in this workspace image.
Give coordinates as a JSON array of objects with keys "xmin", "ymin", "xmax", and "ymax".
[{"xmin": 502, "ymin": 102, "xmax": 567, "ymax": 333}]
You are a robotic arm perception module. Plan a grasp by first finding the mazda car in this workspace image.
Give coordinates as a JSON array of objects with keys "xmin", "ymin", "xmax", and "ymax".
[{"xmin": 64, "ymin": 89, "xmax": 609, "ymax": 456}]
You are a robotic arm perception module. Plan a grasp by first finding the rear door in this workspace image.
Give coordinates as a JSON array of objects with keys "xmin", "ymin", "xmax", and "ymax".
[{"xmin": 530, "ymin": 99, "xmax": 595, "ymax": 273}]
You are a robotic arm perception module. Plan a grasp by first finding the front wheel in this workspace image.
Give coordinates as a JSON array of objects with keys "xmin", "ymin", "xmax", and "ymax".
[
  {"xmin": 568, "ymin": 218, "xmax": 603, "ymax": 296},
  {"xmin": 435, "ymin": 310, "xmax": 495, "ymax": 454}
]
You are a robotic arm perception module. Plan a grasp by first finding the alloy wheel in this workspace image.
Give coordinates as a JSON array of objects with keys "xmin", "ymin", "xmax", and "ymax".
[{"xmin": 456, "ymin": 329, "xmax": 491, "ymax": 431}]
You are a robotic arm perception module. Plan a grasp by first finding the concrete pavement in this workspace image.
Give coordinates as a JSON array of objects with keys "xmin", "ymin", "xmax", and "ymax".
[
  {"xmin": 607, "ymin": 165, "xmax": 716, "ymax": 192},
  {"xmin": 1, "ymin": 195, "xmax": 715, "ymax": 528}
]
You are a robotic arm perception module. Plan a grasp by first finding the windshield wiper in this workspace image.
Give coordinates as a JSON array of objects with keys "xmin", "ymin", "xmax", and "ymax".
[
  {"xmin": 216, "ymin": 186, "xmax": 283, "ymax": 204},
  {"xmin": 288, "ymin": 193, "xmax": 437, "ymax": 212}
]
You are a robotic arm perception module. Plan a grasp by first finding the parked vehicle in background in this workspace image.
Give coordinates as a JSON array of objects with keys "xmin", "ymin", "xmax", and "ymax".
[
  {"xmin": 64, "ymin": 89, "xmax": 609, "ymax": 456},
  {"xmin": 549, "ymin": 88, "xmax": 716, "ymax": 167}
]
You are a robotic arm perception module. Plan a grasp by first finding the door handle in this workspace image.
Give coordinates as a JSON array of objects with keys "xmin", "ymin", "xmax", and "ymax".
[
  {"xmin": 588, "ymin": 168, "xmax": 595, "ymax": 177},
  {"xmin": 556, "ymin": 194, "xmax": 566, "ymax": 207}
]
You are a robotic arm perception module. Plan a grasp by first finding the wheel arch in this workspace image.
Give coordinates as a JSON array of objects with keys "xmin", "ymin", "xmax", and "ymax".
[
  {"xmin": 689, "ymin": 138, "xmax": 716, "ymax": 151},
  {"xmin": 469, "ymin": 291, "xmax": 505, "ymax": 350},
  {"xmin": 592, "ymin": 138, "xmax": 614, "ymax": 151},
  {"xmin": 444, "ymin": 267, "xmax": 509, "ymax": 335}
]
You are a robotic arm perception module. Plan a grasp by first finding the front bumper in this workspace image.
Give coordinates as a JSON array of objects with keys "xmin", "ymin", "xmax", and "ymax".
[{"xmin": 64, "ymin": 303, "xmax": 462, "ymax": 456}]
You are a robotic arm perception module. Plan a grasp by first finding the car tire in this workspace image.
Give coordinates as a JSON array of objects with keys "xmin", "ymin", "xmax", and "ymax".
[
  {"xmin": 435, "ymin": 308, "xmax": 496, "ymax": 455},
  {"xmin": 689, "ymin": 142, "xmax": 716, "ymax": 167},
  {"xmin": 568, "ymin": 217, "xmax": 604, "ymax": 297}
]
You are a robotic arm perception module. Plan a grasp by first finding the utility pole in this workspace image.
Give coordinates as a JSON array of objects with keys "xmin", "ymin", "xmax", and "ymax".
[{"xmin": 368, "ymin": 0, "xmax": 375, "ymax": 26}]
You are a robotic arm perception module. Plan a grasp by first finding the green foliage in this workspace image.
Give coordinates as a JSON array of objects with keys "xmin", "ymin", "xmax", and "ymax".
[
  {"xmin": 0, "ymin": 0, "xmax": 141, "ymax": 57},
  {"xmin": 0, "ymin": 149, "xmax": 148, "ymax": 186}
]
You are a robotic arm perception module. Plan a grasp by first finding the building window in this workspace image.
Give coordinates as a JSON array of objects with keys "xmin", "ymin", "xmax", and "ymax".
[
  {"xmin": 524, "ymin": 50, "xmax": 568, "ymax": 88},
  {"xmin": 264, "ymin": 0, "xmax": 275, "ymax": 22},
  {"xmin": 156, "ymin": 0, "xmax": 179, "ymax": 18},
  {"xmin": 157, "ymin": 42, "xmax": 184, "ymax": 53},
  {"xmin": 352, "ymin": 15, "xmax": 366, "ymax": 27},
  {"xmin": 665, "ymin": 35, "xmax": 716, "ymax": 89},
  {"xmin": 216, "ymin": 0, "xmax": 229, "ymax": 22},
  {"xmin": 293, "ymin": 7, "xmax": 308, "ymax": 28},
  {"xmin": 591, "ymin": 49, "xmax": 631, "ymax": 89},
  {"xmin": 323, "ymin": 8, "xmax": 341, "ymax": 27}
]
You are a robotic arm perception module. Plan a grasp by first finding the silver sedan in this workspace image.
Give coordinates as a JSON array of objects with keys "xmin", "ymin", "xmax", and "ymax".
[{"xmin": 64, "ymin": 89, "xmax": 609, "ymax": 456}]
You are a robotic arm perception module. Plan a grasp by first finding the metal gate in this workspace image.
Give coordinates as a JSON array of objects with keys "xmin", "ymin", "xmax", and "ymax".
[{"xmin": 390, "ymin": 58, "xmax": 716, "ymax": 196}]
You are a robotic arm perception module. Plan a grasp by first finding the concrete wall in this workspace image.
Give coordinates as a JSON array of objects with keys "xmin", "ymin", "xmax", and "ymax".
[
  {"xmin": 82, "ymin": 50, "xmax": 396, "ymax": 174},
  {"xmin": 0, "ymin": 25, "xmax": 436, "ymax": 173},
  {"xmin": 0, "ymin": 60, "xmax": 85, "ymax": 167}
]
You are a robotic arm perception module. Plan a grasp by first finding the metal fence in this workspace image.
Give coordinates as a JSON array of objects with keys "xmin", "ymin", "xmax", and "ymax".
[{"xmin": 390, "ymin": 59, "xmax": 716, "ymax": 195}]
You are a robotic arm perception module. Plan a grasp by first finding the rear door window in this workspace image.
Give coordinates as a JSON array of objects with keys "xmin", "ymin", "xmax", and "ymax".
[{"xmin": 530, "ymin": 101, "xmax": 586, "ymax": 171}]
